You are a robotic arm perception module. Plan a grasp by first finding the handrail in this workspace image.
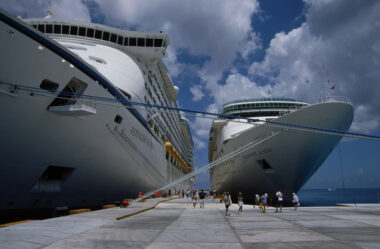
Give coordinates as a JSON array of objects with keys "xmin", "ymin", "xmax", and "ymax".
[{"xmin": 319, "ymin": 96, "xmax": 351, "ymax": 104}]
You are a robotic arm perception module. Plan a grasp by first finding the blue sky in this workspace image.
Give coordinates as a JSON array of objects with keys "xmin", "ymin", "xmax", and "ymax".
[{"xmin": 2, "ymin": 0, "xmax": 380, "ymax": 190}]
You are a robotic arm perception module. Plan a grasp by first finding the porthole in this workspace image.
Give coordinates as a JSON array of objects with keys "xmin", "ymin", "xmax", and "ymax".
[
  {"xmin": 89, "ymin": 56, "xmax": 106, "ymax": 64},
  {"xmin": 114, "ymin": 115, "xmax": 123, "ymax": 124},
  {"xmin": 40, "ymin": 79, "xmax": 59, "ymax": 92}
]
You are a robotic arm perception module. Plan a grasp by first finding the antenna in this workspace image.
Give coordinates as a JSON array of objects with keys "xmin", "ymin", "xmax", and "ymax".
[
  {"xmin": 267, "ymin": 88, "xmax": 272, "ymax": 99},
  {"xmin": 44, "ymin": 1, "xmax": 54, "ymax": 19}
]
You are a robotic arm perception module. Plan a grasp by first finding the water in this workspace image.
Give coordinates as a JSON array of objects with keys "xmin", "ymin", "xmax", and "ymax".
[{"xmin": 297, "ymin": 188, "xmax": 380, "ymax": 206}]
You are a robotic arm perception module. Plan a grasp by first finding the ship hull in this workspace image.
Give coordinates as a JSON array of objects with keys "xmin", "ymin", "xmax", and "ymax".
[
  {"xmin": 210, "ymin": 102, "xmax": 353, "ymax": 202},
  {"xmin": 0, "ymin": 11, "xmax": 188, "ymax": 212}
]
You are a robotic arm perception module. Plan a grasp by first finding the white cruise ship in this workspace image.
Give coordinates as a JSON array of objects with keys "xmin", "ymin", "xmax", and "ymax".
[
  {"xmin": 209, "ymin": 97, "xmax": 353, "ymax": 202},
  {"xmin": 0, "ymin": 9, "xmax": 193, "ymax": 212}
]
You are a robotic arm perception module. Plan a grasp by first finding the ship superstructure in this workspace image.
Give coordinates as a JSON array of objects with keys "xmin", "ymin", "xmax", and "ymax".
[
  {"xmin": 209, "ymin": 97, "xmax": 353, "ymax": 201},
  {"xmin": 0, "ymin": 9, "xmax": 193, "ymax": 212}
]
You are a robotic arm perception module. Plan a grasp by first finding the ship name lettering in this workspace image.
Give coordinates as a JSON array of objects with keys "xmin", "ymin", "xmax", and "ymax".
[{"xmin": 131, "ymin": 127, "xmax": 153, "ymax": 149}]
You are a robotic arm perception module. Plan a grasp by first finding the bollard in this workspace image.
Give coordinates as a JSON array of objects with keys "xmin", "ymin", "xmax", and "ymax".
[{"xmin": 120, "ymin": 200, "xmax": 129, "ymax": 208}]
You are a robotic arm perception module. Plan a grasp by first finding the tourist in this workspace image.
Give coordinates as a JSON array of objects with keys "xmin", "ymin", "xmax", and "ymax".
[
  {"xmin": 255, "ymin": 194, "xmax": 260, "ymax": 208},
  {"xmin": 224, "ymin": 192, "xmax": 232, "ymax": 216},
  {"xmin": 199, "ymin": 190, "xmax": 206, "ymax": 208},
  {"xmin": 275, "ymin": 190, "xmax": 283, "ymax": 213},
  {"xmin": 238, "ymin": 192, "xmax": 243, "ymax": 214},
  {"xmin": 292, "ymin": 193, "xmax": 299, "ymax": 211},
  {"xmin": 261, "ymin": 193, "xmax": 267, "ymax": 213},
  {"xmin": 192, "ymin": 192, "xmax": 197, "ymax": 208}
]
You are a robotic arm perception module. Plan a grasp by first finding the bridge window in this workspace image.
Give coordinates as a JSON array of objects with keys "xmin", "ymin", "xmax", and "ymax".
[
  {"xmin": 54, "ymin": 24, "xmax": 61, "ymax": 34},
  {"xmin": 117, "ymin": 36, "xmax": 123, "ymax": 45},
  {"xmin": 87, "ymin": 28, "xmax": 94, "ymax": 37},
  {"xmin": 95, "ymin": 30, "xmax": 102, "ymax": 39},
  {"xmin": 110, "ymin": 33, "xmax": 117, "ymax": 43},
  {"xmin": 138, "ymin": 38, "xmax": 145, "ymax": 47},
  {"xmin": 124, "ymin": 37, "xmax": 129, "ymax": 46},
  {"xmin": 62, "ymin": 25, "xmax": 69, "ymax": 34},
  {"xmin": 129, "ymin": 37, "xmax": 136, "ymax": 46},
  {"xmin": 45, "ymin": 24, "xmax": 53, "ymax": 33},
  {"xmin": 78, "ymin": 27, "xmax": 86, "ymax": 36},
  {"xmin": 102, "ymin": 31, "xmax": 110, "ymax": 41},
  {"xmin": 154, "ymin": 39, "xmax": 163, "ymax": 47},
  {"xmin": 146, "ymin": 38, "xmax": 153, "ymax": 47},
  {"xmin": 70, "ymin": 26, "xmax": 78, "ymax": 35},
  {"xmin": 38, "ymin": 24, "xmax": 45, "ymax": 33}
]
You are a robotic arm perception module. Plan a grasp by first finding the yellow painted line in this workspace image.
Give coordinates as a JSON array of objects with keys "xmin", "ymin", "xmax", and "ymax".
[
  {"xmin": 334, "ymin": 204, "xmax": 349, "ymax": 207},
  {"xmin": 102, "ymin": 204, "xmax": 117, "ymax": 209},
  {"xmin": 69, "ymin": 208, "xmax": 91, "ymax": 215},
  {"xmin": 0, "ymin": 220, "xmax": 35, "ymax": 227},
  {"xmin": 115, "ymin": 197, "xmax": 178, "ymax": 221}
]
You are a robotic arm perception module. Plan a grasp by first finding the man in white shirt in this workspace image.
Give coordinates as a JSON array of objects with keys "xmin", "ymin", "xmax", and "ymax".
[{"xmin": 275, "ymin": 190, "xmax": 283, "ymax": 213}]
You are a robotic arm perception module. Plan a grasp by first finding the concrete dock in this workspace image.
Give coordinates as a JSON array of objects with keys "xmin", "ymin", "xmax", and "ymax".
[{"xmin": 1, "ymin": 198, "xmax": 380, "ymax": 249}]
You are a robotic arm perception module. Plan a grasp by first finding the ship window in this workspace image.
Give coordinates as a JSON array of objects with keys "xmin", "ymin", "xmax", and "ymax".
[
  {"xmin": 32, "ymin": 24, "xmax": 37, "ymax": 29},
  {"xmin": 49, "ymin": 77, "xmax": 88, "ymax": 107},
  {"xmin": 146, "ymin": 38, "xmax": 153, "ymax": 47},
  {"xmin": 95, "ymin": 30, "xmax": 102, "ymax": 39},
  {"xmin": 154, "ymin": 38, "xmax": 163, "ymax": 47},
  {"xmin": 62, "ymin": 25, "xmax": 69, "ymax": 34},
  {"xmin": 37, "ymin": 24, "xmax": 45, "ymax": 33},
  {"xmin": 110, "ymin": 33, "xmax": 117, "ymax": 43},
  {"xmin": 89, "ymin": 56, "xmax": 106, "ymax": 64},
  {"xmin": 78, "ymin": 27, "xmax": 86, "ymax": 36},
  {"xmin": 45, "ymin": 24, "xmax": 53, "ymax": 33},
  {"xmin": 124, "ymin": 37, "xmax": 129, "ymax": 46},
  {"xmin": 102, "ymin": 31, "xmax": 110, "ymax": 41},
  {"xmin": 137, "ymin": 38, "xmax": 145, "ymax": 47},
  {"xmin": 129, "ymin": 37, "xmax": 136, "ymax": 46},
  {"xmin": 114, "ymin": 115, "xmax": 123, "ymax": 124},
  {"xmin": 87, "ymin": 28, "xmax": 94, "ymax": 37},
  {"xmin": 70, "ymin": 26, "xmax": 78, "ymax": 35},
  {"xmin": 40, "ymin": 79, "xmax": 59, "ymax": 92},
  {"xmin": 117, "ymin": 36, "xmax": 123, "ymax": 45},
  {"xmin": 31, "ymin": 165, "xmax": 74, "ymax": 193},
  {"xmin": 54, "ymin": 24, "xmax": 61, "ymax": 34},
  {"xmin": 163, "ymin": 41, "xmax": 166, "ymax": 47},
  {"xmin": 257, "ymin": 159, "xmax": 274, "ymax": 173}
]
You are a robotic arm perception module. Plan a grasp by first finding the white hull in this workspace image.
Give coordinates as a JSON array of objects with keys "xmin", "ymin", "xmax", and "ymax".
[
  {"xmin": 210, "ymin": 102, "xmax": 353, "ymax": 201},
  {"xmin": 0, "ymin": 10, "xmax": 190, "ymax": 211}
]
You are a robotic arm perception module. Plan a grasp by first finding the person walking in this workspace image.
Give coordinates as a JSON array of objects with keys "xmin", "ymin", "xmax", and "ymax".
[
  {"xmin": 224, "ymin": 192, "xmax": 232, "ymax": 216},
  {"xmin": 238, "ymin": 192, "xmax": 243, "ymax": 214},
  {"xmin": 199, "ymin": 190, "xmax": 206, "ymax": 208},
  {"xmin": 261, "ymin": 193, "xmax": 267, "ymax": 213},
  {"xmin": 192, "ymin": 191, "xmax": 197, "ymax": 208},
  {"xmin": 254, "ymin": 194, "xmax": 260, "ymax": 208},
  {"xmin": 292, "ymin": 193, "xmax": 299, "ymax": 211},
  {"xmin": 275, "ymin": 190, "xmax": 283, "ymax": 213}
]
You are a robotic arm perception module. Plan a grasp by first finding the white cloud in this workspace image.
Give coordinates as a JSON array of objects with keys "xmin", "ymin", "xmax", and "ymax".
[
  {"xmin": 92, "ymin": 0, "xmax": 260, "ymax": 93},
  {"xmin": 192, "ymin": 136, "xmax": 206, "ymax": 150},
  {"xmin": 247, "ymin": 0, "xmax": 380, "ymax": 134},
  {"xmin": 189, "ymin": 85, "xmax": 205, "ymax": 102},
  {"xmin": 0, "ymin": 0, "xmax": 91, "ymax": 22}
]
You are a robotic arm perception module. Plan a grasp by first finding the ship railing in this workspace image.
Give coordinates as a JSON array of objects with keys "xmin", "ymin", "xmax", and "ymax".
[
  {"xmin": 319, "ymin": 96, "xmax": 351, "ymax": 104},
  {"xmin": 279, "ymin": 105, "xmax": 306, "ymax": 116},
  {"xmin": 76, "ymin": 98, "xmax": 97, "ymax": 109}
]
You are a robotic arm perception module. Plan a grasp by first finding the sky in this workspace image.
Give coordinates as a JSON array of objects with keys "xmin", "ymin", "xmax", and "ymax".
[{"xmin": 1, "ymin": 0, "xmax": 380, "ymax": 190}]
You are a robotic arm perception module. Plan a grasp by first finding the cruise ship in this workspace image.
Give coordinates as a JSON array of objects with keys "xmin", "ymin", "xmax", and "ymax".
[
  {"xmin": 0, "ymin": 9, "xmax": 193, "ymax": 212},
  {"xmin": 209, "ymin": 97, "xmax": 353, "ymax": 202}
]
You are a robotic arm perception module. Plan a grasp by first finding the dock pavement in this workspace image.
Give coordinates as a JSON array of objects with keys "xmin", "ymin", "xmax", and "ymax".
[{"xmin": 1, "ymin": 197, "xmax": 380, "ymax": 248}]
